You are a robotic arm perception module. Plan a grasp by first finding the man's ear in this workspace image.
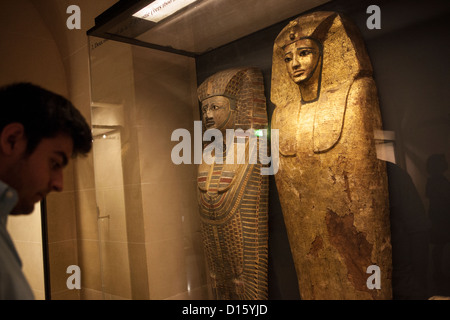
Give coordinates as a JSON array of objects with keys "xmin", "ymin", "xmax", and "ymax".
[{"xmin": 0, "ymin": 123, "xmax": 27, "ymax": 156}]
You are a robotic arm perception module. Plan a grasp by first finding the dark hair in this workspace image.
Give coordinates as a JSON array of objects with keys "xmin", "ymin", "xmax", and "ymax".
[{"xmin": 0, "ymin": 82, "xmax": 92, "ymax": 157}]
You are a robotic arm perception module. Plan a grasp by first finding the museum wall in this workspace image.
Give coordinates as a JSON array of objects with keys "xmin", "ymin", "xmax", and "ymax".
[
  {"xmin": 196, "ymin": 0, "xmax": 450, "ymax": 299},
  {"xmin": 29, "ymin": 0, "xmax": 119, "ymax": 300}
]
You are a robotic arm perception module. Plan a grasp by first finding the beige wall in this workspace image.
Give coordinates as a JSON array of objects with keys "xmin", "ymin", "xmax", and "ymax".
[
  {"xmin": 0, "ymin": 0, "xmax": 68, "ymax": 93},
  {"xmin": 29, "ymin": 0, "xmax": 119, "ymax": 300}
]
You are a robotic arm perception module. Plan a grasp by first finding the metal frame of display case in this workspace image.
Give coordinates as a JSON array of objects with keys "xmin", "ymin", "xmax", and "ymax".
[
  {"xmin": 87, "ymin": 0, "xmax": 198, "ymax": 57},
  {"xmin": 87, "ymin": 0, "xmax": 331, "ymax": 58}
]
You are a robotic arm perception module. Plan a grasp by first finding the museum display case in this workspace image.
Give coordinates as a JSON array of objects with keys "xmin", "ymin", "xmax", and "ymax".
[{"xmin": 85, "ymin": 0, "xmax": 450, "ymax": 300}]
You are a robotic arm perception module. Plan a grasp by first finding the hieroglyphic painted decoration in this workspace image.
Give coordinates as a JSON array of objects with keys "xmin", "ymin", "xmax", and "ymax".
[
  {"xmin": 197, "ymin": 67, "xmax": 269, "ymax": 300},
  {"xmin": 271, "ymin": 12, "xmax": 392, "ymax": 300}
]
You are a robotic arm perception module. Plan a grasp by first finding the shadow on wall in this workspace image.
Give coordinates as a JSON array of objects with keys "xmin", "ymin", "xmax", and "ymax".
[
  {"xmin": 387, "ymin": 162, "xmax": 430, "ymax": 299},
  {"xmin": 388, "ymin": 153, "xmax": 450, "ymax": 299},
  {"xmin": 426, "ymin": 154, "xmax": 450, "ymax": 297}
]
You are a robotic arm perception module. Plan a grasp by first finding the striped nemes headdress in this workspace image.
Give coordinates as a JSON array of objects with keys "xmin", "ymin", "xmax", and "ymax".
[{"xmin": 198, "ymin": 67, "xmax": 268, "ymax": 130}]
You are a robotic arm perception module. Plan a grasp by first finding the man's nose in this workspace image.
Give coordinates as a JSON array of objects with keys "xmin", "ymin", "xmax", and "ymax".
[{"xmin": 50, "ymin": 170, "xmax": 64, "ymax": 192}]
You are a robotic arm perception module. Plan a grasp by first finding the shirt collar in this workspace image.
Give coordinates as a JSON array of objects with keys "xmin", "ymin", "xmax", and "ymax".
[{"xmin": 0, "ymin": 180, "xmax": 19, "ymax": 226}]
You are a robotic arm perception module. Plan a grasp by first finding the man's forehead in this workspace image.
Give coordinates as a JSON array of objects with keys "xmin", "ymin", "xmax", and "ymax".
[{"xmin": 43, "ymin": 134, "xmax": 74, "ymax": 160}]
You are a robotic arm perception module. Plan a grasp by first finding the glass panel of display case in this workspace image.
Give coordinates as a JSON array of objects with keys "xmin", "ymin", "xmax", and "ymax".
[{"xmin": 88, "ymin": 0, "xmax": 330, "ymax": 56}]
